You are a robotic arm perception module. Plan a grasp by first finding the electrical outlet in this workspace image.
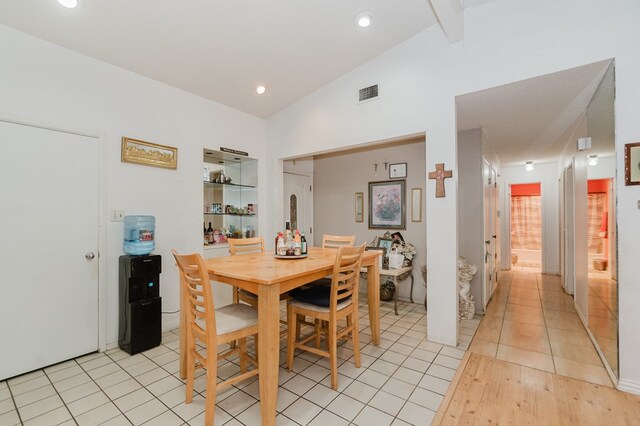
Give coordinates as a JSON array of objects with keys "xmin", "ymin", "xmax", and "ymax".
[{"xmin": 111, "ymin": 209, "xmax": 125, "ymax": 222}]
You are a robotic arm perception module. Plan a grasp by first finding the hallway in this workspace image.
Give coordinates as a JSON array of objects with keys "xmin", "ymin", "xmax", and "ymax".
[{"xmin": 468, "ymin": 269, "xmax": 613, "ymax": 387}]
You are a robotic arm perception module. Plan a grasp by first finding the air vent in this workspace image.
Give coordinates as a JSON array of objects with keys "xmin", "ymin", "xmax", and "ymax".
[{"xmin": 358, "ymin": 84, "xmax": 379, "ymax": 103}]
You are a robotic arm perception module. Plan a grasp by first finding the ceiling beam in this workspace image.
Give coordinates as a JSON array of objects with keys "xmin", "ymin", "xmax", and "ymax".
[{"xmin": 428, "ymin": 0, "xmax": 464, "ymax": 43}]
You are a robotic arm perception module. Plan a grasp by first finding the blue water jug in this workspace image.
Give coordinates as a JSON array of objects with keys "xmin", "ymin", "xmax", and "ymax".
[{"xmin": 123, "ymin": 215, "xmax": 155, "ymax": 255}]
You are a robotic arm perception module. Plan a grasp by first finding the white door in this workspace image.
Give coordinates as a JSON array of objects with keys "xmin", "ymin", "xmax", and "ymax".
[
  {"xmin": 0, "ymin": 121, "xmax": 99, "ymax": 380},
  {"xmin": 283, "ymin": 172, "xmax": 313, "ymax": 242},
  {"xmin": 491, "ymin": 166, "xmax": 499, "ymax": 292},
  {"xmin": 564, "ymin": 163, "xmax": 575, "ymax": 295},
  {"xmin": 482, "ymin": 159, "xmax": 494, "ymax": 309}
]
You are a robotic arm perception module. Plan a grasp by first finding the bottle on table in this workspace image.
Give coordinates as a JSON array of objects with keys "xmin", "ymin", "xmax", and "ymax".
[
  {"xmin": 301, "ymin": 232, "xmax": 307, "ymax": 255},
  {"xmin": 207, "ymin": 222, "xmax": 214, "ymax": 244},
  {"xmin": 293, "ymin": 230, "xmax": 302, "ymax": 256},
  {"xmin": 277, "ymin": 233, "xmax": 286, "ymax": 256}
]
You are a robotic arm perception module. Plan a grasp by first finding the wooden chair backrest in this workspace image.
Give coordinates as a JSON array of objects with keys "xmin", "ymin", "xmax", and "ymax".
[
  {"xmin": 330, "ymin": 244, "xmax": 366, "ymax": 311},
  {"xmin": 322, "ymin": 234, "xmax": 356, "ymax": 249},
  {"xmin": 228, "ymin": 237, "xmax": 265, "ymax": 256},
  {"xmin": 172, "ymin": 250, "xmax": 216, "ymax": 346}
]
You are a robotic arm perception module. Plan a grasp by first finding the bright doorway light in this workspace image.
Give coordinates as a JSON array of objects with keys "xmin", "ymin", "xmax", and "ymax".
[
  {"xmin": 58, "ymin": 0, "xmax": 78, "ymax": 8},
  {"xmin": 525, "ymin": 161, "xmax": 534, "ymax": 172}
]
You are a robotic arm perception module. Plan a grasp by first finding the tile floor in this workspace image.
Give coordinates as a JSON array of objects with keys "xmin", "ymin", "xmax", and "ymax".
[
  {"xmin": 468, "ymin": 268, "xmax": 614, "ymax": 387},
  {"xmin": 0, "ymin": 300, "xmax": 479, "ymax": 426}
]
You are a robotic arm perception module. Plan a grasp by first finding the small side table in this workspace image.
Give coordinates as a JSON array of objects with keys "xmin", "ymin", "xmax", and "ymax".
[{"xmin": 363, "ymin": 265, "xmax": 414, "ymax": 315}]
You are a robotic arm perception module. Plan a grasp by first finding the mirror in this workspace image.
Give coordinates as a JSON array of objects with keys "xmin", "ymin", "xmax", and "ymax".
[
  {"xmin": 355, "ymin": 192, "xmax": 364, "ymax": 222},
  {"xmin": 411, "ymin": 188, "xmax": 422, "ymax": 222},
  {"xmin": 586, "ymin": 62, "xmax": 617, "ymax": 377}
]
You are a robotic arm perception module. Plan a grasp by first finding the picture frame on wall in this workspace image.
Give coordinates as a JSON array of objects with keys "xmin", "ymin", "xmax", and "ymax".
[
  {"xmin": 368, "ymin": 180, "xmax": 406, "ymax": 229},
  {"xmin": 355, "ymin": 192, "xmax": 364, "ymax": 222},
  {"xmin": 625, "ymin": 142, "xmax": 640, "ymax": 185},
  {"xmin": 389, "ymin": 162, "xmax": 407, "ymax": 179}
]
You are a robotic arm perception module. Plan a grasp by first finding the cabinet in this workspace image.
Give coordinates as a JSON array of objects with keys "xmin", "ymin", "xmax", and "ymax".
[{"xmin": 203, "ymin": 150, "xmax": 258, "ymax": 251}]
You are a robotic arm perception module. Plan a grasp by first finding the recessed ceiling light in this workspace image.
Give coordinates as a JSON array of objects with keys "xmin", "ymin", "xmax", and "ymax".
[
  {"xmin": 525, "ymin": 161, "xmax": 534, "ymax": 172},
  {"xmin": 356, "ymin": 12, "xmax": 373, "ymax": 28},
  {"xmin": 588, "ymin": 154, "xmax": 599, "ymax": 166},
  {"xmin": 58, "ymin": 0, "xmax": 79, "ymax": 8},
  {"xmin": 255, "ymin": 85, "xmax": 266, "ymax": 95}
]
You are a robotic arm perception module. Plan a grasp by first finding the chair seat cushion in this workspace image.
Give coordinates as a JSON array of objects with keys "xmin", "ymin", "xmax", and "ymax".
[
  {"xmin": 289, "ymin": 297, "xmax": 352, "ymax": 313},
  {"xmin": 200, "ymin": 303, "xmax": 258, "ymax": 336},
  {"xmin": 289, "ymin": 285, "xmax": 349, "ymax": 308}
]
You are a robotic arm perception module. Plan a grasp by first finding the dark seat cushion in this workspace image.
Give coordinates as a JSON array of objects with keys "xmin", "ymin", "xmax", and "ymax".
[{"xmin": 289, "ymin": 285, "xmax": 348, "ymax": 307}]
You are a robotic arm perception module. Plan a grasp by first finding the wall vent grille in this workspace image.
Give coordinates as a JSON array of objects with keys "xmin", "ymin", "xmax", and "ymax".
[{"xmin": 358, "ymin": 84, "xmax": 379, "ymax": 102}]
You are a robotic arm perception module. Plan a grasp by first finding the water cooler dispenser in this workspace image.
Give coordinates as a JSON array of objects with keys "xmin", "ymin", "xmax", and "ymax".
[{"xmin": 119, "ymin": 254, "xmax": 162, "ymax": 355}]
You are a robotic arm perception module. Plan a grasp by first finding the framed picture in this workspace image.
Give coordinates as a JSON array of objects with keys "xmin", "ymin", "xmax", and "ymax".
[
  {"xmin": 625, "ymin": 142, "xmax": 640, "ymax": 185},
  {"xmin": 121, "ymin": 137, "xmax": 178, "ymax": 169},
  {"xmin": 355, "ymin": 192, "xmax": 364, "ymax": 222},
  {"xmin": 376, "ymin": 237, "xmax": 393, "ymax": 253},
  {"xmin": 389, "ymin": 163, "xmax": 407, "ymax": 179},
  {"xmin": 369, "ymin": 180, "xmax": 406, "ymax": 229}
]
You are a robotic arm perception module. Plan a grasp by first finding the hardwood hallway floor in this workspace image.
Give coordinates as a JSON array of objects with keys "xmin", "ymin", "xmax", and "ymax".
[{"xmin": 468, "ymin": 269, "xmax": 613, "ymax": 387}]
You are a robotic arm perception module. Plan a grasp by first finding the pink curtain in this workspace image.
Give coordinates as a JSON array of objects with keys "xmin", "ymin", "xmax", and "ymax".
[
  {"xmin": 511, "ymin": 195, "xmax": 541, "ymax": 250},
  {"xmin": 588, "ymin": 193, "xmax": 606, "ymax": 253}
]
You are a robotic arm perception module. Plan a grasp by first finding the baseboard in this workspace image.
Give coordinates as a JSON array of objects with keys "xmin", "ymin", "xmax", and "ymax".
[{"xmin": 618, "ymin": 379, "xmax": 640, "ymax": 395}]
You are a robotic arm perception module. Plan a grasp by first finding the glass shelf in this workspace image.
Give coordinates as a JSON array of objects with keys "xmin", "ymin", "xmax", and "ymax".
[
  {"xmin": 203, "ymin": 181, "xmax": 256, "ymax": 189},
  {"xmin": 203, "ymin": 213, "xmax": 256, "ymax": 217}
]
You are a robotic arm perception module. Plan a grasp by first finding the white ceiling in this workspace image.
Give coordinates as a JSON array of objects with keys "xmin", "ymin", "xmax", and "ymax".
[
  {"xmin": 0, "ymin": 0, "xmax": 446, "ymax": 118},
  {"xmin": 456, "ymin": 60, "xmax": 612, "ymax": 167}
]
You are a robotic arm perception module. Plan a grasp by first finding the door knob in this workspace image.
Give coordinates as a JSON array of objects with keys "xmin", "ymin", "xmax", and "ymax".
[{"xmin": 85, "ymin": 252, "xmax": 96, "ymax": 260}]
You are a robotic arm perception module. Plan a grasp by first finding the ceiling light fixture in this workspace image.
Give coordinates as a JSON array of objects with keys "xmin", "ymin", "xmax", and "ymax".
[
  {"xmin": 525, "ymin": 161, "xmax": 534, "ymax": 172},
  {"xmin": 255, "ymin": 85, "xmax": 266, "ymax": 95},
  {"xmin": 588, "ymin": 154, "xmax": 599, "ymax": 166},
  {"xmin": 356, "ymin": 12, "xmax": 373, "ymax": 28},
  {"xmin": 57, "ymin": 0, "xmax": 79, "ymax": 8}
]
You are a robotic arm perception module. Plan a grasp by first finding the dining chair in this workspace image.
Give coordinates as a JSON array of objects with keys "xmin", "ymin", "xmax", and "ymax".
[
  {"xmin": 228, "ymin": 237, "xmax": 265, "ymax": 306},
  {"xmin": 228, "ymin": 237, "xmax": 290, "ymax": 336},
  {"xmin": 286, "ymin": 244, "xmax": 365, "ymax": 390},
  {"xmin": 172, "ymin": 250, "xmax": 259, "ymax": 426},
  {"xmin": 322, "ymin": 234, "xmax": 356, "ymax": 249}
]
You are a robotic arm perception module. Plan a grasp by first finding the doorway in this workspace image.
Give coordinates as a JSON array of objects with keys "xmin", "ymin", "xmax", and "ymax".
[
  {"xmin": 0, "ymin": 120, "xmax": 101, "ymax": 380},
  {"xmin": 510, "ymin": 183, "xmax": 542, "ymax": 271}
]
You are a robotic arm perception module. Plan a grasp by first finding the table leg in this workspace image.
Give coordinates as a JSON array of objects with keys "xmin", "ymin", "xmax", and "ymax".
[
  {"xmin": 258, "ymin": 284, "xmax": 280, "ymax": 426},
  {"xmin": 179, "ymin": 272, "xmax": 186, "ymax": 380},
  {"xmin": 367, "ymin": 261, "xmax": 380, "ymax": 345},
  {"xmin": 393, "ymin": 277, "xmax": 399, "ymax": 316},
  {"xmin": 409, "ymin": 273, "xmax": 414, "ymax": 303}
]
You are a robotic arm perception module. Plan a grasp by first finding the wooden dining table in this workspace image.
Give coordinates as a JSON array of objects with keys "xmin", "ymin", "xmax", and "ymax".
[{"xmin": 178, "ymin": 246, "xmax": 381, "ymax": 426}]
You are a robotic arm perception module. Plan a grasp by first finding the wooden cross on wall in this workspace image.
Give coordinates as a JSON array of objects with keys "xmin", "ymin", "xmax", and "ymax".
[{"xmin": 428, "ymin": 163, "xmax": 453, "ymax": 198}]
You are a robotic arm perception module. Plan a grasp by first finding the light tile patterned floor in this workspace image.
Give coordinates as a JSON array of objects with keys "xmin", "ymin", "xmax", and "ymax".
[
  {"xmin": 0, "ymin": 300, "xmax": 479, "ymax": 425},
  {"xmin": 469, "ymin": 268, "xmax": 614, "ymax": 387}
]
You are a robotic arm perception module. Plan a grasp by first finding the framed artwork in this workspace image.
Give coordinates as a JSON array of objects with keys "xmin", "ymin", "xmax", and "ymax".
[
  {"xmin": 411, "ymin": 188, "xmax": 422, "ymax": 222},
  {"xmin": 365, "ymin": 246, "xmax": 386, "ymax": 269},
  {"xmin": 625, "ymin": 142, "xmax": 640, "ymax": 185},
  {"xmin": 369, "ymin": 180, "xmax": 406, "ymax": 229},
  {"xmin": 355, "ymin": 192, "xmax": 364, "ymax": 222},
  {"xmin": 389, "ymin": 163, "xmax": 407, "ymax": 179},
  {"xmin": 376, "ymin": 237, "xmax": 393, "ymax": 253},
  {"xmin": 121, "ymin": 137, "xmax": 178, "ymax": 169}
]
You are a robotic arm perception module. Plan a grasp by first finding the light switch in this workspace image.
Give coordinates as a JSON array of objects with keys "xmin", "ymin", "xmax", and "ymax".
[{"xmin": 111, "ymin": 209, "xmax": 125, "ymax": 222}]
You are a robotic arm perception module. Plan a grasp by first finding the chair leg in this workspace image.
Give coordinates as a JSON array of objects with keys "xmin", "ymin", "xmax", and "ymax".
[
  {"xmin": 351, "ymin": 312, "xmax": 361, "ymax": 368},
  {"xmin": 328, "ymin": 319, "xmax": 338, "ymax": 390},
  {"xmin": 287, "ymin": 305, "xmax": 296, "ymax": 372},
  {"xmin": 204, "ymin": 360, "xmax": 217, "ymax": 426},
  {"xmin": 314, "ymin": 319, "xmax": 321, "ymax": 349},
  {"xmin": 296, "ymin": 314, "xmax": 303, "ymax": 340},
  {"xmin": 185, "ymin": 335, "xmax": 196, "ymax": 403},
  {"xmin": 239, "ymin": 337, "xmax": 247, "ymax": 373}
]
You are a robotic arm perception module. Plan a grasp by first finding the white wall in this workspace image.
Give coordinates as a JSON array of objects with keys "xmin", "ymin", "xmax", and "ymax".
[
  {"xmin": 313, "ymin": 140, "xmax": 427, "ymax": 303},
  {"xmin": 457, "ymin": 129, "xmax": 484, "ymax": 310},
  {"xmin": 0, "ymin": 25, "xmax": 267, "ymax": 347},
  {"xmin": 264, "ymin": 0, "xmax": 640, "ymax": 385},
  {"xmin": 499, "ymin": 162, "xmax": 561, "ymax": 275}
]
